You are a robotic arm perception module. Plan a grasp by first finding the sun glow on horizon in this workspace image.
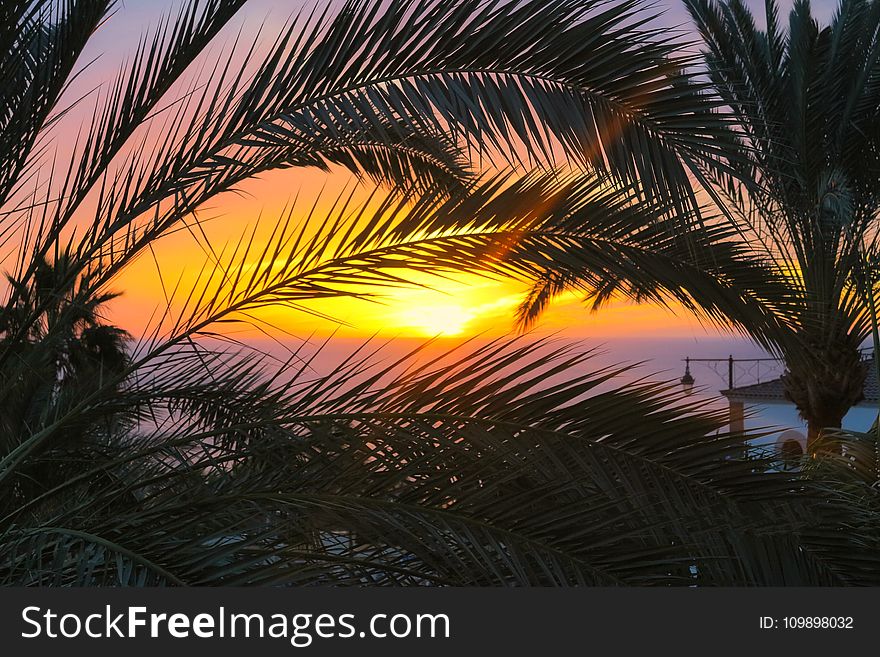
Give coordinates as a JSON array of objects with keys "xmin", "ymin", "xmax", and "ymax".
[
  {"xmin": 395, "ymin": 301, "xmax": 475, "ymax": 337},
  {"xmin": 386, "ymin": 286, "xmax": 523, "ymax": 337},
  {"xmin": 105, "ymin": 168, "xmax": 724, "ymax": 341}
]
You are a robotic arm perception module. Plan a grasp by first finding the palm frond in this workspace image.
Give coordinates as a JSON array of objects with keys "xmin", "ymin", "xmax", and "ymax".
[{"xmin": 1, "ymin": 336, "xmax": 849, "ymax": 586}]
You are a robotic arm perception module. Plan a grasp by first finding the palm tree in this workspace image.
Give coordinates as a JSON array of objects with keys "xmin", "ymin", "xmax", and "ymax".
[
  {"xmin": 683, "ymin": 0, "xmax": 880, "ymax": 448},
  {"xmin": 2, "ymin": 0, "xmax": 873, "ymax": 586},
  {"xmin": 517, "ymin": 0, "xmax": 880, "ymax": 450},
  {"xmin": 0, "ymin": 250, "xmax": 131, "ymax": 506}
]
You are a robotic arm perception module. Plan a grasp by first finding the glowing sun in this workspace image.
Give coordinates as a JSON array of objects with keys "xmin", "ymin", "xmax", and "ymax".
[{"xmin": 394, "ymin": 302, "xmax": 475, "ymax": 337}]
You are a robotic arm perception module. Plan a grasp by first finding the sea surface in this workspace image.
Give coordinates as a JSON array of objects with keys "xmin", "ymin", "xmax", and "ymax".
[
  {"xmin": 252, "ymin": 332, "xmax": 877, "ymax": 449},
  {"xmin": 247, "ymin": 332, "xmax": 773, "ymax": 411}
]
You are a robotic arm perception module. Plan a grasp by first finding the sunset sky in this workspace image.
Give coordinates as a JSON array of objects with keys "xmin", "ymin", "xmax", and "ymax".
[
  {"xmin": 107, "ymin": 165, "xmax": 717, "ymax": 341},
  {"xmin": 41, "ymin": 0, "xmax": 840, "ymax": 341}
]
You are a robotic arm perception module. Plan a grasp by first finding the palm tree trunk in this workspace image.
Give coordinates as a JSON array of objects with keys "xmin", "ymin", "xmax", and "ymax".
[
  {"xmin": 781, "ymin": 340, "xmax": 867, "ymax": 455},
  {"xmin": 806, "ymin": 413, "xmax": 845, "ymax": 454}
]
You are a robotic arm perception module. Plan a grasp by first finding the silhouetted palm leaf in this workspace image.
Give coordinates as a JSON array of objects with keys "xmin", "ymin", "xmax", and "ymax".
[
  {"xmin": 514, "ymin": 0, "xmax": 880, "ymax": 445},
  {"xmin": 2, "ymin": 336, "xmax": 859, "ymax": 586}
]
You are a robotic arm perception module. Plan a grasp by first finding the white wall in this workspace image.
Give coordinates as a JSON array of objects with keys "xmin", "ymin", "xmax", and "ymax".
[{"xmin": 742, "ymin": 401, "xmax": 877, "ymax": 453}]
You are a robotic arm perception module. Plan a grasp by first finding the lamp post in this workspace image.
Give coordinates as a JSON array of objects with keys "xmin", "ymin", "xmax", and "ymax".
[{"xmin": 680, "ymin": 357, "xmax": 695, "ymax": 395}]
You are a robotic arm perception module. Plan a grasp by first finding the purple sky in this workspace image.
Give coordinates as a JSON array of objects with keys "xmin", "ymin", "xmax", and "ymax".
[
  {"xmin": 101, "ymin": 0, "xmax": 841, "ymax": 53},
  {"xmin": 78, "ymin": 0, "xmax": 842, "ymax": 108}
]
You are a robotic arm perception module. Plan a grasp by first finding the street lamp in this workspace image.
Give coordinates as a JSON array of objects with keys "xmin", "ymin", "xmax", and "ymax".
[{"xmin": 680, "ymin": 357, "xmax": 695, "ymax": 395}]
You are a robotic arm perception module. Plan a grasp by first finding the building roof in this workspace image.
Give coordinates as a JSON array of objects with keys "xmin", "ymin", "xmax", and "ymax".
[{"xmin": 722, "ymin": 365, "xmax": 880, "ymax": 405}]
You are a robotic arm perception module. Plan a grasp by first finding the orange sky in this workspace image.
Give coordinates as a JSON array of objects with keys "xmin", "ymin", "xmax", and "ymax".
[
  {"xmin": 33, "ymin": 0, "xmax": 749, "ymax": 344},
  {"xmin": 106, "ymin": 163, "xmax": 724, "ymax": 342}
]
